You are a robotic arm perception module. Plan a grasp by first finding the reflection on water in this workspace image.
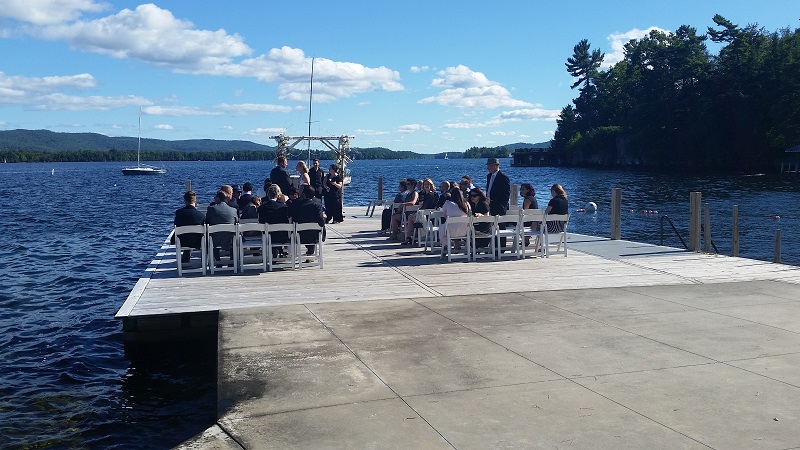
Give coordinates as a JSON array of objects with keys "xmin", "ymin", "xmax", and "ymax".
[{"xmin": 0, "ymin": 160, "xmax": 797, "ymax": 448}]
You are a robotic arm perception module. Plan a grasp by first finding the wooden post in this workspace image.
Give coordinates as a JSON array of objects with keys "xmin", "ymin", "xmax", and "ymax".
[
  {"xmin": 186, "ymin": 179, "xmax": 191, "ymax": 193},
  {"xmin": 377, "ymin": 176, "xmax": 383, "ymax": 202},
  {"xmin": 703, "ymin": 203, "xmax": 711, "ymax": 253},
  {"xmin": 732, "ymin": 205, "xmax": 739, "ymax": 257},
  {"xmin": 611, "ymin": 188, "xmax": 621, "ymax": 240},
  {"xmin": 689, "ymin": 192, "xmax": 702, "ymax": 252},
  {"xmin": 510, "ymin": 184, "xmax": 518, "ymax": 208},
  {"xmin": 775, "ymin": 229, "xmax": 781, "ymax": 263}
]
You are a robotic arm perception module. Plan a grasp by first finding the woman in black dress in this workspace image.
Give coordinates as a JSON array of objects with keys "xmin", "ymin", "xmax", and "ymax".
[{"xmin": 323, "ymin": 164, "xmax": 344, "ymax": 223}]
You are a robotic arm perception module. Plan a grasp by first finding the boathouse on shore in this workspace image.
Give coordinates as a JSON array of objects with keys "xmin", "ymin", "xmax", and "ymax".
[
  {"xmin": 510, "ymin": 142, "xmax": 562, "ymax": 167},
  {"xmin": 781, "ymin": 144, "xmax": 800, "ymax": 174}
]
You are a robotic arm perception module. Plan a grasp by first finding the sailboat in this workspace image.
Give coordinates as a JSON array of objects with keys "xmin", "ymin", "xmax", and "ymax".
[
  {"xmin": 122, "ymin": 108, "xmax": 166, "ymax": 175},
  {"xmin": 444, "ymin": 153, "xmax": 448, "ymax": 160}
]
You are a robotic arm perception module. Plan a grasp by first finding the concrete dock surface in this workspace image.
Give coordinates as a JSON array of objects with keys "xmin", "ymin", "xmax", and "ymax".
[{"xmin": 169, "ymin": 208, "xmax": 800, "ymax": 449}]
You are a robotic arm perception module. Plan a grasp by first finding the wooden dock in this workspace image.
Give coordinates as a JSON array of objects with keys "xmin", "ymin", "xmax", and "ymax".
[{"xmin": 116, "ymin": 206, "xmax": 800, "ymax": 343}]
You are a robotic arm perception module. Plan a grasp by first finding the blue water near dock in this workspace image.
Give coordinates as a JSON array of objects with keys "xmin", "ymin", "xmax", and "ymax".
[{"xmin": 0, "ymin": 159, "xmax": 797, "ymax": 448}]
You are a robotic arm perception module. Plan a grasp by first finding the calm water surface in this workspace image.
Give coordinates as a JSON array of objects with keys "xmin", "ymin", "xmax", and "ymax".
[{"xmin": 1, "ymin": 159, "xmax": 797, "ymax": 448}]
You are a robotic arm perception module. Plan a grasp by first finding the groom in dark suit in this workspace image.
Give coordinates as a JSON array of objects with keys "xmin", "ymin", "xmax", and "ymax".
[{"xmin": 486, "ymin": 157, "xmax": 511, "ymax": 248}]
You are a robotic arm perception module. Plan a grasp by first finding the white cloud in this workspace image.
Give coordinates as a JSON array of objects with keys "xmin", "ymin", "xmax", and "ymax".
[
  {"xmin": 36, "ymin": 4, "xmax": 252, "ymax": 70},
  {"xmin": 31, "ymin": 93, "xmax": 148, "ymax": 110},
  {"xmin": 397, "ymin": 124, "xmax": 431, "ymax": 134},
  {"xmin": 441, "ymin": 106, "xmax": 560, "ymax": 130},
  {"xmin": 602, "ymin": 26, "xmax": 669, "ymax": 69},
  {"xmin": 0, "ymin": 72, "xmax": 96, "ymax": 93},
  {"xmin": 143, "ymin": 105, "xmax": 220, "ymax": 116},
  {"xmin": 216, "ymin": 103, "xmax": 297, "ymax": 114},
  {"xmin": 247, "ymin": 127, "xmax": 284, "ymax": 136},
  {"xmin": 154, "ymin": 124, "xmax": 173, "ymax": 130},
  {"xmin": 410, "ymin": 66, "xmax": 429, "ymax": 73},
  {"xmin": 222, "ymin": 125, "xmax": 233, "ymax": 130},
  {"xmin": 354, "ymin": 129, "xmax": 389, "ymax": 136},
  {"xmin": 490, "ymin": 131, "xmax": 516, "ymax": 137},
  {"xmin": 497, "ymin": 108, "xmax": 560, "ymax": 122},
  {"xmin": 0, "ymin": 0, "xmax": 109, "ymax": 25},
  {"xmin": 419, "ymin": 65, "xmax": 532, "ymax": 109}
]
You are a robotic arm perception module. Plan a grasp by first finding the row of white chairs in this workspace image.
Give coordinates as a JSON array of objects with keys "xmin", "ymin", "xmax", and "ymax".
[
  {"xmin": 172, "ymin": 220, "xmax": 324, "ymax": 276},
  {"xmin": 411, "ymin": 208, "xmax": 569, "ymax": 262}
]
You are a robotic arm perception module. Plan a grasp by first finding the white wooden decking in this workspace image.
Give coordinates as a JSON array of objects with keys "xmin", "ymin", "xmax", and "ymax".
[{"xmin": 116, "ymin": 207, "xmax": 800, "ymax": 320}]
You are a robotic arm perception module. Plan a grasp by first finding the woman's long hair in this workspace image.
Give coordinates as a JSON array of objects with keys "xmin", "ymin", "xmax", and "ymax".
[
  {"xmin": 449, "ymin": 188, "xmax": 470, "ymax": 214},
  {"xmin": 469, "ymin": 187, "xmax": 488, "ymax": 205},
  {"xmin": 550, "ymin": 183, "xmax": 567, "ymax": 200}
]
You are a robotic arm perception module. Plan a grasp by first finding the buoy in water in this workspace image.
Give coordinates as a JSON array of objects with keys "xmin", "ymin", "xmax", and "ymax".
[
  {"xmin": 585, "ymin": 202, "xmax": 597, "ymax": 212},
  {"xmin": 772, "ymin": 215, "xmax": 781, "ymax": 220}
]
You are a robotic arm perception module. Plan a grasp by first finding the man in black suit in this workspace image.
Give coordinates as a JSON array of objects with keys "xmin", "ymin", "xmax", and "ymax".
[
  {"xmin": 486, "ymin": 157, "xmax": 511, "ymax": 248},
  {"xmin": 289, "ymin": 185, "xmax": 326, "ymax": 255},
  {"xmin": 258, "ymin": 185, "xmax": 291, "ymax": 259},
  {"xmin": 270, "ymin": 156, "xmax": 292, "ymax": 194},
  {"xmin": 238, "ymin": 182, "xmax": 254, "ymax": 209},
  {"xmin": 172, "ymin": 191, "xmax": 205, "ymax": 263},
  {"xmin": 308, "ymin": 159, "xmax": 325, "ymax": 199}
]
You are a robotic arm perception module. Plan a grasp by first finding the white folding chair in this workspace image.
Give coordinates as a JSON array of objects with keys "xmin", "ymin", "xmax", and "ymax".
[
  {"xmin": 520, "ymin": 209, "xmax": 546, "ymax": 258},
  {"xmin": 174, "ymin": 224, "xmax": 206, "ymax": 276},
  {"xmin": 238, "ymin": 221, "xmax": 267, "ymax": 272},
  {"xmin": 400, "ymin": 204, "xmax": 420, "ymax": 236},
  {"xmin": 544, "ymin": 213, "xmax": 570, "ymax": 257},
  {"xmin": 495, "ymin": 213, "xmax": 522, "ymax": 259},
  {"xmin": 267, "ymin": 223, "xmax": 295, "ymax": 271},
  {"xmin": 426, "ymin": 210, "xmax": 444, "ymax": 254},
  {"xmin": 294, "ymin": 223, "xmax": 324, "ymax": 269},
  {"xmin": 207, "ymin": 223, "xmax": 238, "ymax": 274},
  {"xmin": 413, "ymin": 209, "xmax": 432, "ymax": 247},
  {"xmin": 470, "ymin": 215, "xmax": 497, "ymax": 261},
  {"xmin": 444, "ymin": 216, "xmax": 471, "ymax": 262}
]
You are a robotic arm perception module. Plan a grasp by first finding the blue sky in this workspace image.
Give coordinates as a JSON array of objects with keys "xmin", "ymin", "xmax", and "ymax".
[{"xmin": 1, "ymin": 1, "xmax": 797, "ymax": 154}]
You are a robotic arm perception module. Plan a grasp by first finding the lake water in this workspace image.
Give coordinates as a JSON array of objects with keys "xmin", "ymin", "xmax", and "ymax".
[{"xmin": 1, "ymin": 159, "xmax": 798, "ymax": 448}]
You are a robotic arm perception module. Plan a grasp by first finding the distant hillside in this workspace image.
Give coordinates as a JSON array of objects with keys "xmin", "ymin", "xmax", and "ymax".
[
  {"xmin": 0, "ymin": 129, "xmax": 541, "ymax": 162},
  {"xmin": 0, "ymin": 129, "xmax": 274, "ymax": 153},
  {"xmin": 503, "ymin": 141, "xmax": 551, "ymax": 151}
]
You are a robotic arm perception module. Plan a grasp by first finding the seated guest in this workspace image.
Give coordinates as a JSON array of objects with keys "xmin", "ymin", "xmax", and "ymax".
[
  {"xmin": 289, "ymin": 185, "xmax": 326, "ymax": 255},
  {"xmin": 546, "ymin": 183, "xmax": 569, "ymax": 233},
  {"xmin": 402, "ymin": 178, "xmax": 438, "ymax": 245},
  {"xmin": 468, "ymin": 188, "xmax": 492, "ymax": 248},
  {"xmin": 172, "ymin": 191, "xmax": 205, "ymax": 263},
  {"xmin": 285, "ymin": 186, "xmax": 300, "ymax": 207},
  {"xmin": 520, "ymin": 183, "xmax": 539, "ymax": 243},
  {"xmin": 459, "ymin": 176, "xmax": 474, "ymax": 200},
  {"xmin": 238, "ymin": 182, "xmax": 255, "ymax": 209},
  {"xmin": 206, "ymin": 190, "xmax": 238, "ymax": 265},
  {"xmin": 381, "ymin": 180, "xmax": 408, "ymax": 232},
  {"xmin": 240, "ymin": 195, "xmax": 260, "ymax": 220},
  {"xmin": 257, "ymin": 178, "xmax": 272, "ymax": 198},
  {"xmin": 389, "ymin": 178, "xmax": 418, "ymax": 240},
  {"xmin": 439, "ymin": 188, "xmax": 470, "ymax": 250},
  {"xmin": 218, "ymin": 184, "xmax": 241, "ymax": 217},
  {"xmin": 258, "ymin": 185, "xmax": 290, "ymax": 259},
  {"xmin": 437, "ymin": 181, "xmax": 451, "ymax": 208}
]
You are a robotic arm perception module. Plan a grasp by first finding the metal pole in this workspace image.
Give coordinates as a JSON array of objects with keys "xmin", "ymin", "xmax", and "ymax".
[
  {"xmin": 703, "ymin": 203, "xmax": 711, "ymax": 253},
  {"xmin": 689, "ymin": 192, "xmax": 701, "ymax": 252},
  {"xmin": 611, "ymin": 188, "xmax": 621, "ymax": 240},
  {"xmin": 377, "ymin": 176, "xmax": 383, "ymax": 202},
  {"xmin": 732, "ymin": 205, "xmax": 739, "ymax": 257},
  {"xmin": 775, "ymin": 229, "xmax": 781, "ymax": 263},
  {"xmin": 186, "ymin": 179, "xmax": 191, "ymax": 193}
]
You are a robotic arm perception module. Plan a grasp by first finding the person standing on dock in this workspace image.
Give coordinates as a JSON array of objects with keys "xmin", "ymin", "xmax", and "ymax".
[
  {"xmin": 309, "ymin": 159, "xmax": 325, "ymax": 199},
  {"xmin": 270, "ymin": 157, "xmax": 292, "ymax": 194},
  {"xmin": 323, "ymin": 164, "xmax": 344, "ymax": 223},
  {"xmin": 172, "ymin": 191, "xmax": 205, "ymax": 263},
  {"xmin": 486, "ymin": 157, "xmax": 511, "ymax": 248}
]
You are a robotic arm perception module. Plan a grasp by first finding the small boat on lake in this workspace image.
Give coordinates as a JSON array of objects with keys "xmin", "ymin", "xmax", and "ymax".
[{"xmin": 122, "ymin": 108, "xmax": 166, "ymax": 176}]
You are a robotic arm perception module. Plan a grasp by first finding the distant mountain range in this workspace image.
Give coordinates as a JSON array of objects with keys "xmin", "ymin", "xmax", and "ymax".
[
  {"xmin": 0, "ymin": 129, "xmax": 275, "ymax": 153},
  {"xmin": 0, "ymin": 129, "xmax": 548, "ymax": 155}
]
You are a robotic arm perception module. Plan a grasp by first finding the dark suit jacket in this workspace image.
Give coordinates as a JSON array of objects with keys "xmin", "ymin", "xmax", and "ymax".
[
  {"xmin": 270, "ymin": 166, "xmax": 292, "ymax": 194},
  {"xmin": 486, "ymin": 170, "xmax": 511, "ymax": 216},
  {"xmin": 289, "ymin": 197, "xmax": 325, "ymax": 244},
  {"xmin": 257, "ymin": 200, "xmax": 290, "ymax": 243},
  {"xmin": 237, "ymin": 193, "xmax": 254, "ymax": 209},
  {"xmin": 172, "ymin": 205, "xmax": 205, "ymax": 247}
]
